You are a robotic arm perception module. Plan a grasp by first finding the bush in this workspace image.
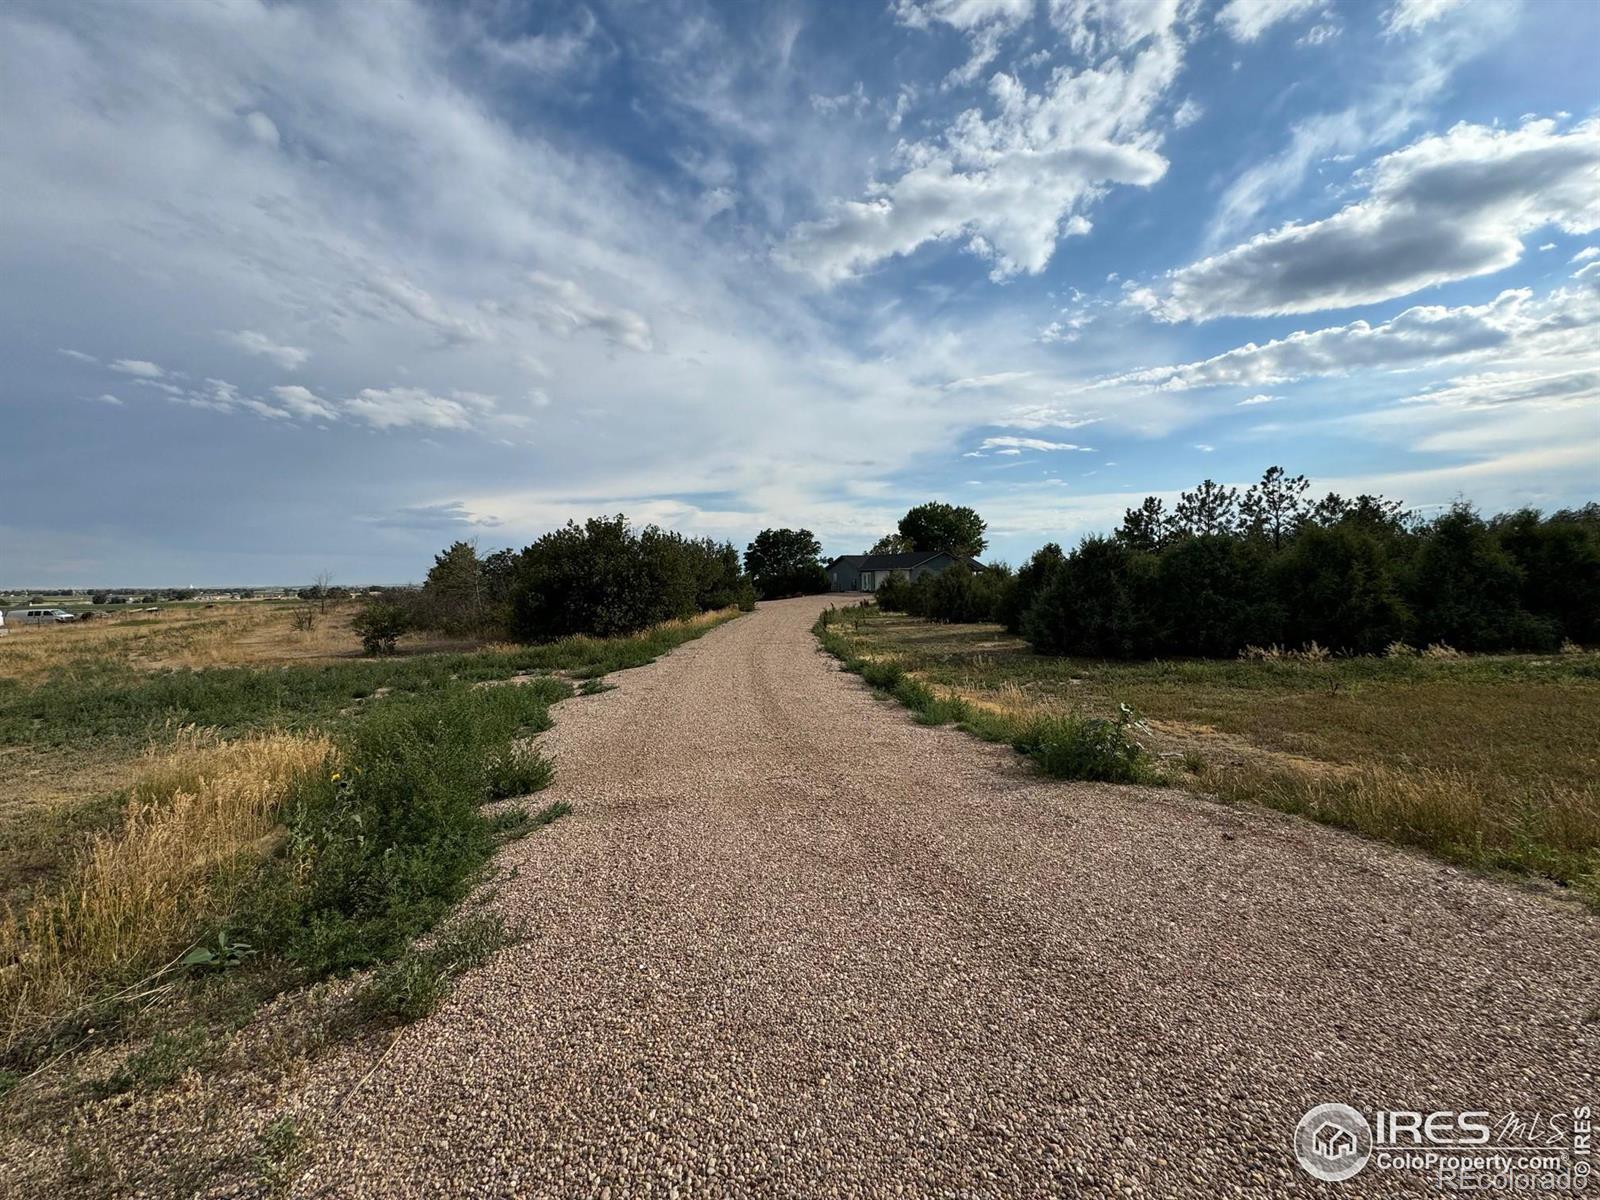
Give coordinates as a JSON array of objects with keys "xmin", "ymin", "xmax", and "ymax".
[
  {"xmin": 247, "ymin": 681, "xmax": 562, "ymax": 976},
  {"xmin": 873, "ymin": 572, "xmax": 913, "ymax": 613},
  {"xmin": 993, "ymin": 543, "xmax": 1064, "ymax": 634},
  {"xmin": 1012, "ymin": 704, "xmax": 1153, "ymax": 783},
  {"xmin": 352, "ymin": 602, "xmax": 410, "ymax": 655}
]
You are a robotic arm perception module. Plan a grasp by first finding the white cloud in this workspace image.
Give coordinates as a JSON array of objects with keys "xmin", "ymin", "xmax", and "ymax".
[
  {"xmin": 1109, "ymin": 283, "xmax": 1600, "ymax": 390},
  {"xmin": 943, "ymin": 370, "xmax": 1032, "ymax": 390},
  {"xmin": 1383, "ymin": 0, "xmax": 1468, "ymax": 36},
  {"xmin": 1400, "ymin": 366, "xmax": 1599, "ymax": 410},
  {"xmin": 1216, "ymin": 0, "xmax": 1319, "ymax": 43},
  {"xmin": 59, "ymin": 348, "xmax": 97, "ymax": 363},
  {"xmin": 93, "ymin": 393, "xmax": 123, "ymax": 405},
  {"xmin": 1296, "ymin": 22, "xmax": 1340, "ymax": 46},
  {"xmin": 1236, "ymin": 393, "xmax": 1276, "ymax": 405},
  {"xmin": 979, "ymin": 435, "xmax": 1092, "ymax": 452},
  {"xmin": 110, "ymin": 358, "xmax": 163, "ymax": 377},
  {"xmin": 1193, "ymin": 442, "xmax": 1215, "ymax": 451},
  {"xmin": 523, "ymin": 272, "xmax": 654, "ymax": 352},
  {"xmin": 1572, "ymin": 247, "xmax": 1599, "ymax": 263},
  {"xmin": 785, "ymin": 5, "xmax": 1185, "ymax": 283},
  {"xmin": 270, "ymin": 384, "xmax": 338, "ymax": 421},
  {"xmin": 342, "ymin": 387, "xmax": 498, "ymax": 431},
  {"xmin": 225, "ymin": 329, "xmax": 309, "ymax": 369},
  {"xmin": 1138, "ymin": 119, "xmax": 1600, "ymax": 321},
  {"xmin": 243, "ymin": 110, "xmax": 279, "ymax": 147}
]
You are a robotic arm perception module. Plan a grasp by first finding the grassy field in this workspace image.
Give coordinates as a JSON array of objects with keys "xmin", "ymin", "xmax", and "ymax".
[
  {"xmin": 0, "ymin": 602, "xmax": 739, "ymax": 1197},
  {"xmin": 818, "ymin": 606, "xmax": 1600, "ymax": 907}
]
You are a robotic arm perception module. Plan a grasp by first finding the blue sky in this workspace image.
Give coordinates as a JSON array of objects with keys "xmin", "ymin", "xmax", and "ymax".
[{"xmin": 1, "ymin": 0, "xmax": 1596, "ymax": 585}]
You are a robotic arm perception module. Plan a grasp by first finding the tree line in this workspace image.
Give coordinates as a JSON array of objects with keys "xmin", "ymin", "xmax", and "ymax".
[
  {"xmin": 878, "ymin": 470, "xmax": 1599, "ymax": 658},
  {"xmin": 362, "ymin": 500, "xmax": 998, "ymax": 651}
]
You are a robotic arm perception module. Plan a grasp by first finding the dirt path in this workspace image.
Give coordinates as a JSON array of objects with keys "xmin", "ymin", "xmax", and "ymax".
[{"xmin": 296, "ymin": 596, "xmax": 1598, "ymax": 1198}]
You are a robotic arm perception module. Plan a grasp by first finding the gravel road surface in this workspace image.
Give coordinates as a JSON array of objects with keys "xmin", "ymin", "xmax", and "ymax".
[{"xmin": 296, "ymin": 595, "xmax": 1599, "ymax": 1198}]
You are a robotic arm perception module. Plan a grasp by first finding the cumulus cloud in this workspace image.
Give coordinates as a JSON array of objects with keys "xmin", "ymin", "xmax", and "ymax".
[
  {"xmin": 225, "ymin": 330, "xmax": 309, "ymax": 369},
  {"xmin": 1216, "ymin": 0, "xmax": 1319, "ymax": 43},
  {"xmin": 1136, "ymin": 118, "xmax": 1600, "ymax": 321},
  {"xmin": 1236, "ymin": 393, "xmax": 1276, "ymax": 405},
  {"xmin": 1573, "ymin": 246, "xmax": 1599, "ymax": 263},
  {"xmin": 110, "ymin": 358, "xmax": 163, "ymax": 377},
  {"xmin": 1109, "ymin": 283, "xmax": 1600, "ymax": 390},
  {"xmin": 786, "ymin": 4, "xmax": 1185, "ymax": 283}
]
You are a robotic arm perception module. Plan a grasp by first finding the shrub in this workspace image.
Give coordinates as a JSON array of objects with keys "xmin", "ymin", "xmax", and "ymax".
[
  {"xmin": 1012, "ymin": 704, "xmax": 1153, "ymax": 783},
  {"xmin": 357, "ymin": 912, "xmax": 512, "ymax": 1023},
  {"xmin": 352, "ymin": 601, "xmax": 410, "ymax": 656},
  {"xmin": 908, "ymin": 562, "xmax": 1006, "ymax": 624},
  {"xmin": 993, "ymin": 543, "xmax": 1064, "ymax": 634},
  {"xmin": 873, "ymin": 572, "xmax": 913, "ymax": 613},
  {"xmin": 248, "ymin": 682, "xmax": 560, "ymax": 977}
]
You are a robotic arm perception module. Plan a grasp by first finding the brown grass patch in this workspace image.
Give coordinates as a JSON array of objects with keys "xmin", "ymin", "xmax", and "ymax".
[{"xmin": 1, "ymin": 730, "xmax": 332, "ymax": 1041}]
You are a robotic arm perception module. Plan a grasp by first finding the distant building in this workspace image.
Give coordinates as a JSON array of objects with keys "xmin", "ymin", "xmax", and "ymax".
[{"xmin": 825, "ymin": 551, "xmax": 984, "ymax": 592}]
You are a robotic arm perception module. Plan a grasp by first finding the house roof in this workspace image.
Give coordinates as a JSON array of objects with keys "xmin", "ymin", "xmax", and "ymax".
[{"xmin": 829, "ymin": 551, "xmax": 984, "ymax": 571}]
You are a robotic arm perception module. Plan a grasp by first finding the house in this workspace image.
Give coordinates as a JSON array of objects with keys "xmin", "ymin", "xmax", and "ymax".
[{"xmin": 825, "ymin": 551, "xmax": 984, "ymax": 592}]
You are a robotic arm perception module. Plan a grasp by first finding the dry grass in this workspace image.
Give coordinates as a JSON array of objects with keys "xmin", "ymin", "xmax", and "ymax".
[
  {"xmin": 0, "ymin": 602, "xmax": 482, "ymax": 684},
  {"xmin": 0, "ymin": 730, "xmax": 333, "ymax": 1041},
  {"xmin": 831, "ymin": 611, "xmax": 1600, "ymax": 904}
]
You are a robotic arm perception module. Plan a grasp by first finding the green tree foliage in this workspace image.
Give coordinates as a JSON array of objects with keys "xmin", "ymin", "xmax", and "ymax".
[
  {"xmin": 1409, "ymin": 504, "xmax": 1555, "ymax": 651},
  {"xmin": 422, "ymin": 541, "xmax": 486, "ymax": 633},
  {"xmin": 743, "ymin": 528, "xmax": 828, "ymax": 599},
  {"xmin": 510, "ymin": 516, "xmax": 749, "ymax": 640},
  {"xmin": 1239, "ymin": 465, "xmax": 1310, "ymax": 549},
  {"xmin": 903, "ymin": 562, "xmax": 1010, "ymax": 624},
  {"xmin": 868, "ymin": 533, "xmax": 912, "ymax": 554},
  {"xmin": 993, "ymin": 543, "xmax": 1065, "ymax": 634},
  {"xmin": 1272, "ymin": 522, "xmax": 1409, "ymax": 654},
  {"xmin": 897, "ymin": 502, "xmax": 988, "ymax": 557},
  {"xmin": 1001, "ymin": 473, "xmax": 1594, "ymax": 659},
  {"xmin": 1492, "ymin": 506, "xmax": 1600, "ymax": 644},
  {"xmin": 1173, "ymin": 479, "xmax": 1238, "ymax": 537},
  {"xmin": 1115, "ymin": 497, "xmax": 1172, "ymax": 552},
  {"xmin": 1023, "ymin": 537, "xmax": 1155, "ymax": 657}
]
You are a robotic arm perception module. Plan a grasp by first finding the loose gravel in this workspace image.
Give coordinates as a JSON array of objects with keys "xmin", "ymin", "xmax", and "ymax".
[{"xmin": 293, "ymin": 595, "xmax": 1599, "ymax": 1198}]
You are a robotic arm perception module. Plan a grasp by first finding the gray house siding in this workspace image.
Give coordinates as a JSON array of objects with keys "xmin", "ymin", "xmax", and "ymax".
[{"xmin": 825, "ymin": 551, "xmax": 976, "ymax": 592}]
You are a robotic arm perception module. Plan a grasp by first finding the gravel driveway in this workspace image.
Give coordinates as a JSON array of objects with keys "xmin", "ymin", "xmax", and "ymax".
[{"xmin": 296, "ymin": 595, "xmax": 1599, "ymax": 1198}]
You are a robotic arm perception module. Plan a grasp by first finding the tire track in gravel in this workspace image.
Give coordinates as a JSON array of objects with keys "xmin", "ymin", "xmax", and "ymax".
[{"xmin": 293, "ymin": 595, "xmax": 1600, "ymax": 1199}]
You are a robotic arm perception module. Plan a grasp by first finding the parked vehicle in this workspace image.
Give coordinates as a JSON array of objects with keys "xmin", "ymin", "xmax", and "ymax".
[{"xmin": 5, "ymin": 607, "xmax": 77, "ymax": 625}]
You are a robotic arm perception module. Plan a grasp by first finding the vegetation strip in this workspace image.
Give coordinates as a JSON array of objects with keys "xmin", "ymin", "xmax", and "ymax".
[
  {"xmin": 815, "ymin": 606, "xmax": 1159, "ymax": 785},
  {"xmin": 821, "ymin": 606, "xmax": 1599, "ymax": 910},
  {"xmin": 0, "ymin": 610, "xmax": 739, "ymax": 1103}
]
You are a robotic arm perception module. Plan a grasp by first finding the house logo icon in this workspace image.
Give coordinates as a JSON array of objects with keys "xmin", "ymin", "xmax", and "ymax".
[{"xmin": 1294, "ymin": 1103, "xmax": 1373, "ymax": 1182}]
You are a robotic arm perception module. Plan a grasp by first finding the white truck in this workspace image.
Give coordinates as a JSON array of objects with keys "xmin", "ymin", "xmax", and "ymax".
[{"xmin": 5, "ymin": 607, "xmax": 78, "ymax": 625}]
